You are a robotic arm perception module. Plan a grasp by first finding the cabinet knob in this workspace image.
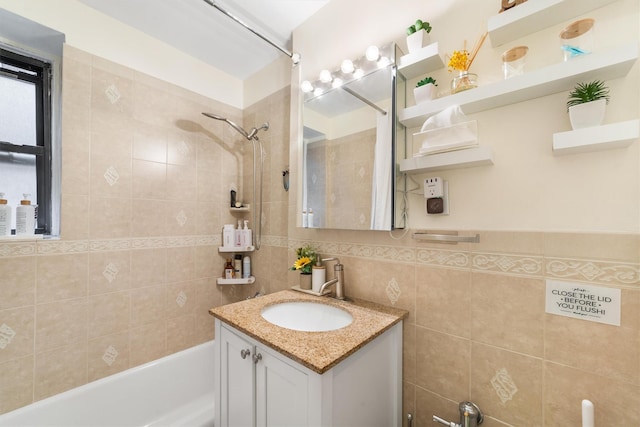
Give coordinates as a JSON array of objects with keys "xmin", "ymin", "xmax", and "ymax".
[
  {"xmin": 252, "ymin": 352, "xmax": 262, "ymax": 364},
  {"xmin": 240, "ymin": 349, "xmax": 251, "ymax": 359}
]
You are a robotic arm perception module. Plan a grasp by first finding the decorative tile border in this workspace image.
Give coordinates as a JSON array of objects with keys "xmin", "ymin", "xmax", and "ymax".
[
  {"xmin": 472, "ymin": 253, "xmax": 543, "ymax": 277},
  {"xmin": 545, "ymin": 258, "xmax": 640, "ymax": 286},
  {"xmin": 1, "ymin": 235, "xmax": 638, "ymax": 287}
]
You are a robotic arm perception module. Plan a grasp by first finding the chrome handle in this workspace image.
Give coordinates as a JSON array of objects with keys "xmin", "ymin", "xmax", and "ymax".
[
  {"xmin": 407, "ymin": 413, "xmax": 413, "ymax": 427},
  {"xmin": 252, "ymin": 352, "xmax": 262, "ymax": 364},
  {"xmin": 240, "ymin": 349, "xmax": 251, "ymax": 359}
]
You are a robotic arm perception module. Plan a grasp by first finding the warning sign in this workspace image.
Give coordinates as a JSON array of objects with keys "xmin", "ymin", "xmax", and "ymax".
[{"xmin": 545, "ymin": 280, "xmax": 621, "ymax": 326}]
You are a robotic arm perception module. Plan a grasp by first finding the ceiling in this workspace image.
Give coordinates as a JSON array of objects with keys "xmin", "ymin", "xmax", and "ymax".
[{"xmin": 78, "ymin": 0, "xmax": 329, "ymax": 80}]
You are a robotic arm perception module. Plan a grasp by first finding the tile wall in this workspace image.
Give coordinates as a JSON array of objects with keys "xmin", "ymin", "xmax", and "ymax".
[
  {"xmin": 0, "ymin": 45, "xmax": 289, "ymax": 414},
  {"xmin": 287, "ymin": 230, "xmax": 640, "ymax": 426}
]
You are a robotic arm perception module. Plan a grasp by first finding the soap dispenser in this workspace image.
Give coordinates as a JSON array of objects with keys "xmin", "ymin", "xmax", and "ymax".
[
  {"xmin": 241, "ymin": 220, "xmax": 252, "ymax": 248},
  {"xmin": 312, "ymin": 258, "xmax": 326, "ymax": 293},
  {"xmin": 15, "ymin": 193, "xmax": 35, "ymax": 236},
  {"xmin": 0, "ymin": 192, "xmax": 11, "ymax": 236}
]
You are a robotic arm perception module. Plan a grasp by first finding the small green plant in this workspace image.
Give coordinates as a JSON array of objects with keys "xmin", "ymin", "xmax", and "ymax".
[
  {"xmin": 566, "ymin": 80, "xmax": 610, "ymax": 111},
  {"xmin": 407, "ymin": 19, "xmax": 432, "ymax": 36},
  {"xmin": 416, "ymin": 76, "xmax": 437, "ymax": 88}
]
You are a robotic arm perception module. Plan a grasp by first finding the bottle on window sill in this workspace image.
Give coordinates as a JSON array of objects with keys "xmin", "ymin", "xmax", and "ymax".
[
  {"xmin": 0, "ymin": 193, "xmax": 11, "ymax": 236},
  {"xmin": 15, "ymin": 194, "xmax": 35, "ymax": 236}
]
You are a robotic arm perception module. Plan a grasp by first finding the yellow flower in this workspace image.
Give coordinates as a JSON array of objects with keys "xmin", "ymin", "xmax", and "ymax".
[
  {"xmin": 293, "ymin": 257, "xmax": 312, "ymax": 270},
  {"xmin": 448, "ymin": 49, "xmax": 469, "ymax": 72}
]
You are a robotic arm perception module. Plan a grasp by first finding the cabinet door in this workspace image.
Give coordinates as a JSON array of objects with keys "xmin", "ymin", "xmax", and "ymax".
[
  {"xmin": 255, "ymin": 345, "xmax": 309, "ymax": 427},
  {"xmin": 219, "ymin": 325, "xmax": 255, "ymax": 427}
]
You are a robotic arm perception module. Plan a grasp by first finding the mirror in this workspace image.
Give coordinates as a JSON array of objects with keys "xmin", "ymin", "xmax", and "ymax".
[{"xmin": 301, "ymin": 43, "xmax": 405, "ymax": 231}]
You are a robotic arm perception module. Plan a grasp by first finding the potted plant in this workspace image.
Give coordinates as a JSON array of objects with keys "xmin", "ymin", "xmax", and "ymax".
[
  {"xmin": 406, "ymin": 19, "xmax": 432, "ymax": 54},
  {"xmin": 290, "ymin": 244, "xmax": 317, "ymax": 289},
  {"xmin": 566, "ymin": 80, "xmax": 610, "ymax": 129},
  {"xmin": 414, "ymin": 76, "xmax": 438, "ymax": 104}
]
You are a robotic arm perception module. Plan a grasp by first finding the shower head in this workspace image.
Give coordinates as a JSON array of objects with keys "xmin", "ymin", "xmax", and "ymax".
[
  {"xmin": 247, "ymin": 122, "xmax": 270, "ymax": 139},
  {"xmin": 202, "ymin": 112, "xmax": 250, "ymax": 139}
]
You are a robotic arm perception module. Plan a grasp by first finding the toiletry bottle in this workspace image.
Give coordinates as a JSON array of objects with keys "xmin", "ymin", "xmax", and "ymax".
[
  {"xmin": 15, "ymin": 193, "xmax": 35, "ymax": 236},
  {"xmin": 235, "ymin": 220, "xmax": 242, "ymax": 247},
  {"xmin": 307, "ymin": 208, "xmax": 314, "ymax": 228},
  {"xmin": 230, "ymin": 189, "xmax": 236, "ymax": 208},
  {"xmin": 312, "ymin": 258, "xmax": 326, "ymax": 293},
  {"xmin": 242, "ymin": 220, "xmax": 252, "ymax": 248},
  {"xmin": 223, "ymin": 224, "xmax": 235, "ymax": 248},
  {"xmin": 224, "ymin": 258, "xmax": 234, "ymax": 279},
  {"xmin": 234, "ymin": 254, "xmax": 242, "ymax": 278},
  {"xmin": 242, "ymin": 255, "xmax": 251, "ymax": 278},
  {"xmin": 0, "ymin": 193, "xmax": 11, "ymax": 236},
  {"xmin": 302, "ymin": 209, "xmax": 308, "ymax": 227}
]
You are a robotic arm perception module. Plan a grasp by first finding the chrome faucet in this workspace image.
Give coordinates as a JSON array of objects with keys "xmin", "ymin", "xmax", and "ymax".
[
  {"xmin": 318, "ymin": 257, "xmax": 345, "ymax": 300},
  {"xmin": 433, "ymin": 401, "xmax": 483, "ymax": 427}
]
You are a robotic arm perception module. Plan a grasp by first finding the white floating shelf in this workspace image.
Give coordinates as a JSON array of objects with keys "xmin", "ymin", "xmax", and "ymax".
[
  {"xmin": 397, "ymin": 42, "xmax": 444, "ymax": 80},
  {"xmin": 552, "ymin": 119, "xmax": 639, "ymax": 155},
  {"xmin": 400, "ymin": 146, "xmax": 494, "ymax": 174},
  {"xmin": 219, "ymin": 246, "xmax": 255, "ymax": 253},
  {"xmin": 217, "ymin": 276, "xmax": 255, "ymax": 285},
  {"xmin": 488, "ymin": 0, "xmax": 619, "ymax": 47},
  {"xmin": 399, "ymin": 43, "xmax": 638, "ymax": 129}
]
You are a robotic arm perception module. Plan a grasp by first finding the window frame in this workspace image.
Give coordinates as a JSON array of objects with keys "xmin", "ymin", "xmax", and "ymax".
[{"xmin": 0, "ymin": 47, "xmax": 52, "ymax": 234}]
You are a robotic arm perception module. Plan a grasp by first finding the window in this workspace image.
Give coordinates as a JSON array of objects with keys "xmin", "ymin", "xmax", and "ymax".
[
  {"xmin": 0, "ymin": 47, "xmax": 52, "ymax": 234},
  {"xmin": 0, "ymin": 7, "xmax": 64, "ymax": 237}
]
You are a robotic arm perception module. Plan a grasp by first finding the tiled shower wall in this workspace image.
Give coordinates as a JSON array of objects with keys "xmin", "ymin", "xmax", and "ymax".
[{"xmin": 0, "ymin": 45, "xmax": 289, "ymax": 414}]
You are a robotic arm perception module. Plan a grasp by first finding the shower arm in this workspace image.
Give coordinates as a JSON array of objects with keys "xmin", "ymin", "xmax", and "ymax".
[{"xmin": 202, "ymin": 0, "xmax": 300, "ymax": 64}]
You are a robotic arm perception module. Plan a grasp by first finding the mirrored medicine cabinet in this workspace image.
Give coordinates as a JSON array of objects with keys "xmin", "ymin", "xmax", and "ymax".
[{"xmin": 300, "ymin": 43, "xmax": 406, "ymax": 231}]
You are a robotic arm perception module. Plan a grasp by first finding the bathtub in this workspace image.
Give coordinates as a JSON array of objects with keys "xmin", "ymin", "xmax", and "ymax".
[{"xmin": 0, "ymin": 341, "xmax": 215, "ymax": 427}]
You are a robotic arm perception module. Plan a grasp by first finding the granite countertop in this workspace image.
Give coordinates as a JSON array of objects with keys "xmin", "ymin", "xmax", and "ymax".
[{"xmin": 209, "ymin": 289, "xmax": 408, "ymax": 374}]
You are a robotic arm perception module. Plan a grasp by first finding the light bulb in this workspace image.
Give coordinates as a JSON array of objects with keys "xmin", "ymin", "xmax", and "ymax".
[
  {"xmin": 378, "ymin": 56, "xmax": 391, "ymax": 68},
  {"xmin": 319, "ymin": 69, "xmax": 332, "ymax": 83},
  {"xmin": 331, "ymin": 78, "xmax": 343, "ymax": 88},
  {"xmin": 340, "ymin": 59, "xmax": 354, "ymax": 74},
  {"xmin": 366, "ymin": 45, "xmax": 380, "ymax": 61},
  {"xmin": 313, "ymin": 88, "xmax": 323, "ymax": 96},
  {"xmin": 291, "ymin": 52, "xmax": 301, "ymax": 64},
  {"xmin": 301, "ymin": 80, "xmax": 314, "ymax": 93},
  {"xmin": 353, "ymin": 68, "xmax": 364, "ymax": 79}
]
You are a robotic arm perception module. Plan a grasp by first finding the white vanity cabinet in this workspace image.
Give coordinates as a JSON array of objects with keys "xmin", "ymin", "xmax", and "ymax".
[{"xmin": 214, "ymin": 319, "xmax": 403, "ymax": 427}]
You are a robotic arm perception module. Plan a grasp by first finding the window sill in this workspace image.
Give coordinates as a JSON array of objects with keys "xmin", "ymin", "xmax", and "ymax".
[{"xmin": 0, "ymin": 234, "xmax": 44, "ymax": 242}]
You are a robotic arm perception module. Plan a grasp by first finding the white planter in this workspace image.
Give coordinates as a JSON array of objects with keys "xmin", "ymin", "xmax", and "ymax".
[
  {"xmin": 568, "ymin": 99, "xmax": 606, "ymax": 130},
  {"xmin": 414, "ymin": 83, "xmax": 437, "ymax": 104},
  {"xmin": 406, "ymin": 30, "xmax": 430, "ymax": 54}
]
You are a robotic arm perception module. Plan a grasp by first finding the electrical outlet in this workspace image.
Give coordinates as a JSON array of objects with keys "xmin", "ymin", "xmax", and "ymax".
[
  {"xmin": 424, "ymin": 177, "xmax": 444, "ymax": 198},
  {"xmin": 426, "ymin": 180, "xmax": 449, "ymax": 215}
]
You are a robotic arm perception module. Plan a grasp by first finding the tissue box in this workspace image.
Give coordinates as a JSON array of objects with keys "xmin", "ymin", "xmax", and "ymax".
[{"xmin": 413, "ymin": 120, "xmax": 478, "ymax": 156}]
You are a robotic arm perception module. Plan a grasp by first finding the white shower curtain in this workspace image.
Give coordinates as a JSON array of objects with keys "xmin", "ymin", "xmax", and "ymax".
[{"xmin": 370, "ymin": 109, "xmax": 392, "ymax": 229}]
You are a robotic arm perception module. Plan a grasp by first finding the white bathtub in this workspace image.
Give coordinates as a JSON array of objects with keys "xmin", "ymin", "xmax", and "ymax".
[{"xmin": 0, "ymin": 341, "xmax": 215, "ymax": 427}]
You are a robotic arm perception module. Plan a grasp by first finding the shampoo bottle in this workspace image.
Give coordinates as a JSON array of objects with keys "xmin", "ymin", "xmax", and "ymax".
[
  {"xmin": 242, "ymin": 255, "xmax": 251, "ymax": 279},
  {"xmin": 224, "ymin": 258, "xmax": 234, "ymax": 279},
  {"xmin": 241, "ymin": 220, "xmax": 252, "ymax": 248},
  {"xmin": 235, "ymin": 220, "xmax": 242, "ymax": 247},
  {"xmin": 0, "ymin": 193, "xmax": 11, "ymax": 236},
  {"xmin": 222, "ymin": 224, "xmax": 235, "ymax": 248},
  {"xmin": 234, "ymin": 254, "xmax": 242, "ymax": 278},
  {"xmin": 15, "ymin": 194, "xmax": 35, "ymax": 236}
]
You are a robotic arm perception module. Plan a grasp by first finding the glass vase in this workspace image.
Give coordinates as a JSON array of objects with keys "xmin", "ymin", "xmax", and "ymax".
[{"xmin": 451, "ymin": 71, "xmax": 478, "ymax": 94}]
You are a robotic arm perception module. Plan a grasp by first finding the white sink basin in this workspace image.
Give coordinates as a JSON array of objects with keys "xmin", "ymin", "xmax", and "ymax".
[{"xmin": 261, "ymin": 301, "xmax": 353, "ymax": 332}]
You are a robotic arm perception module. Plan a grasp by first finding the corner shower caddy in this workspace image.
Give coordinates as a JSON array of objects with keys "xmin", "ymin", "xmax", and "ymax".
[{"xmin": 217, "ymin": 246, "xmax": 255, "ymax": 285}]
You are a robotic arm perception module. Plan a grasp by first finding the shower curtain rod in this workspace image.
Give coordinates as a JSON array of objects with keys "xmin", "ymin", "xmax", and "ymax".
[
  {"xmin": 341, "ymin": 86, "xmax": 387, "ymax": 115},
  {"xmin": 202, "ymin": 0, "xmax": 300, "ymax": 64}
]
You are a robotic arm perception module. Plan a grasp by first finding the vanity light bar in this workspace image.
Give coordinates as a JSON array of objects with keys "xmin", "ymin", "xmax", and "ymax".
[{"xmin": 301, "ymin": 43, "xmax": 395, "ymax": 98}]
